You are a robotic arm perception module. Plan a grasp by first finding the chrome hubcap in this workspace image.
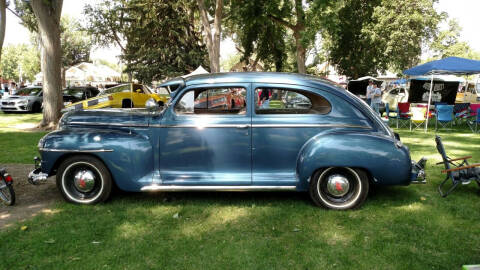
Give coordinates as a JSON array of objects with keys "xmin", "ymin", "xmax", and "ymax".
[
  {"xmin": 73, "ymin": 170, "xmax": 96, "ymax": 193},
  {"xmin": 326, "ymin": 174, "xmax": 350, "ymax": 197}
]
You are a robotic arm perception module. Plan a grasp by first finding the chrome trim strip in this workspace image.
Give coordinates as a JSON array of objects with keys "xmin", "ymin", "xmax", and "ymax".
[
  {"xmin": 141, "ymin": 185, "xmax": 296, "ymax": 191},
  {"xmin": 150, "ymin": 123, "xmax": 370, "ymax": 129},
  {"xmin": 68, "ymin": 121, "xmax": 148, "ymax": 128},
  {"xmin": 39, "ymin": 148, "xmax": 114, "ymax": 153}
]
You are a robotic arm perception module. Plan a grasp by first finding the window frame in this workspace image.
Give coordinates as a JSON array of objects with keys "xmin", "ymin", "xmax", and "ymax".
[
  {"xmin": 172, "ymin": 84, "xmax": 250, "ymax": 118},
  {"xmin": 253, "ymin": 85, "xmax": 332, "ymax": 116}
]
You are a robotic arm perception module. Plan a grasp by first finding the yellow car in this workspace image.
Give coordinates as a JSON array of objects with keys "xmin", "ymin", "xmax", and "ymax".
[{"xmin": 63, "ymin": 83, "xmax": 169, "ymax": 111}]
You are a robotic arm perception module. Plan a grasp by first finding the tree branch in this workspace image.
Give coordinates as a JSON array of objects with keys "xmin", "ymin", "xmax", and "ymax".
[{"xmin": 268, "ymin": 14, "xmax": 295, "ymax": 30}]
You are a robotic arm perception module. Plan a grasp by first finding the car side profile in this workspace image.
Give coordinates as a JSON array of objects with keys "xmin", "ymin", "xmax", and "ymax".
[
  {"xmin": 0, "ymin": 86, "xmax": 43, "ymax": 113},
  {"xmin": 29, "ymin": 72, "xmax": 424, "ymax": 210}
]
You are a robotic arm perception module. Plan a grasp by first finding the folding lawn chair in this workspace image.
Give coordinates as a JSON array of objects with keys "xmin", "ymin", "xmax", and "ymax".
[
  {"xmin": 453, "ymin": 103, "xmax": 470, "ymax": 125},
  {"xmin": 435, "ymin": 105, "xmax": 454, "ymax": 131},
  {"xmin": 467, "ymin": 108, "xmax": 480, "ymax": 133},
  {"xmin": 467, "ymin": 105, "xmax": 480, "ymax": 132},
  {"xmin": 409, "ymin": 106, "xmax": 427, "ymax": 131},
  {"xmin": 395, "ymin": 102, "xmax": 410, "ymax": 128},
  {"xmin": 435, "ymin": 135, "xmax": 480, "ymax": 197}
]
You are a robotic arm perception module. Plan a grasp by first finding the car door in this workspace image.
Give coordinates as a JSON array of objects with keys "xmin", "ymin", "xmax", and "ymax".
[
  {"xmin": 158, "ymin": 83, "xmax": 251, "ymax": 185},
  {"xmin": 251, "ymin": 84, "xmax": 334, "ymax": 186}
]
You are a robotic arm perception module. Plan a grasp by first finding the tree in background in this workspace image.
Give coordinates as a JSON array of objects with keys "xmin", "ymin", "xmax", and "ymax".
[
  {"xmin": 14, "ymin": 0, "xmax": 63, "ymax": 128},
  {"xmin": 0, "ymin": 44, "xmax": 40, "ymax": 81},
  {"xmin": 60, "ymin": 16, "xmax": 92, "ymax": 86},
  {"xmin": 429, "ymin": 19, "xmax": 480, "ymax": 60},
  {"xmin": 323, "ymin": 0, "xmax": 442, "ymax": 78},
  {"xmin": 197, "ymin": 0, "xmax": 223, "ymax": 73},
  {"xmin": 122, "ymin": 0, "xmax": 208, "ymax": 82},
  {"xmin": 0, "ymin": 0, "xmax": 6, "ymax": 69}
]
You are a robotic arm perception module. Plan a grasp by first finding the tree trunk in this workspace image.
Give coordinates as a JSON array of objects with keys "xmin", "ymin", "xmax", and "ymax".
[
  {"xmin": 197, "ymin": 0, "xmax": 222, "ymax": 73},
  {"xmin": 294, "ymin": 0, "xmax": 306, "ymax": 74},
  {"xmin": 0, "ymin": 0, "xmax": 6, "ymax": 65},
  {"xmin": 31, "ymin": 0, "xmax": 63, "ymax": 128}
]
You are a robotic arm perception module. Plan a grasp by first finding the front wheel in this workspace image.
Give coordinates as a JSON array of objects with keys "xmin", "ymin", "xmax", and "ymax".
[
  {"xmin": 0, "ymin": 180, "xmax": 15, "ymax": 206},
  {"xmin": 56, "ymin": 155, "xmax": 112, "ymax": 204},
  {"xmin": 309, "ymin": 167, "xmax": 369, "ymax": 210}
]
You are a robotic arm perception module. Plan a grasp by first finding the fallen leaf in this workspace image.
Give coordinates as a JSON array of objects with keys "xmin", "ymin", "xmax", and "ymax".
[
  {"xmin": 20, "ymin": 226, "xmax": 28, "ymax": 231},
  {"xmin": 44, "ymin": 239, "xmax": 55, "ymax": 244},
  {"xmin": 173, "ymin": 213, "xmax": 179, "ymax": 219},
  {"xmin": 293, "ymin": 227, "xmax": 301, "ymax": 232},
  {"xmin": 92, "ymin": 241, "xmax": 101, "ymax": 244}
]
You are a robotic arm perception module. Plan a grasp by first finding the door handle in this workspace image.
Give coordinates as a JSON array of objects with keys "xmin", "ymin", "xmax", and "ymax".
[{"xmin": 236, "ymin": 124, "xmax": 250, "ymax": 129}]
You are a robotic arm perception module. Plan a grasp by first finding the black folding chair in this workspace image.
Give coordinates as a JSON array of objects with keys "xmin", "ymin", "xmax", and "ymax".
[{"xmin": 435, "ymin": 135, "xmax": 480, "ymax": 197}]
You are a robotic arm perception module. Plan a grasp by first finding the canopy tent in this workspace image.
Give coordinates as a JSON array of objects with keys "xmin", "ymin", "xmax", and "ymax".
[{"xmin": 403, "ymin": 57, "xmax": 480, "ymax": 132}]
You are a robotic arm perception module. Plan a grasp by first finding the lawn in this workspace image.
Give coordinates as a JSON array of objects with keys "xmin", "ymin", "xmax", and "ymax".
[{"xmin": 1, "ymin": 113, "xmax": 479, "ymax": 269}]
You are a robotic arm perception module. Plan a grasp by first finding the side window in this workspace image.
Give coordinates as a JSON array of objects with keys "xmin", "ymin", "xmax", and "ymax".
[
  {"xmin": 175, "ymin": 87, "xmax": 247, "ymax": 115},
  {"xmin": 255, "ymin": 88, "xmax": 331, "ymax": 115}
]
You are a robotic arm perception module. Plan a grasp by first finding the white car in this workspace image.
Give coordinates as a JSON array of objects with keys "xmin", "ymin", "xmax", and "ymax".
[{"xmin": 381, "ymin": 87, "xmax": 408, "ymax": 111}]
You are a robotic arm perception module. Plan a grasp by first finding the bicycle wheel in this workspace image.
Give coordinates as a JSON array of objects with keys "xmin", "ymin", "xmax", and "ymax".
[{"xmin": 0, "ymin": 180, "xmax": 15, "ymax": 206}]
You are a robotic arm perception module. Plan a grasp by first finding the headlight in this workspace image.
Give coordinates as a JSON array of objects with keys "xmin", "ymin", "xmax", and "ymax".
[
  {"xmin": 37, "ymin": 137, "xmax": 45, "ymax": 148},
  {"xmin": 17, "ymin": 100, "xmax": 28, "ymax": 105}
]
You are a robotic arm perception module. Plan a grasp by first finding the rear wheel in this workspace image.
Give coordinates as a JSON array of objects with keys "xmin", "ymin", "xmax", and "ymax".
[
  {"xmin": 309, "ymin": 167, "xmax": 369, "ymax": 210},
  {"xmin": 32, "ymin": 102, "xmax": 42, "ymax": 113},
  {"xmin": 56, "ymin": 155, "xmax": 112, "ymax": 205},
  {"xmin": 0, "ymin": 180, "xmax": 15, "ymax": 206}
]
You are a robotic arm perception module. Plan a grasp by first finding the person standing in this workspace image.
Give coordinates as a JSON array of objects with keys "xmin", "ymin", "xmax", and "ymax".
[
  {"xmin": 371, "ymin": 82, "xmax": 382, "ymax": 115},
  {"xmin": 366, "ymin": 80, "xmax": 374, "ymax": 106}
]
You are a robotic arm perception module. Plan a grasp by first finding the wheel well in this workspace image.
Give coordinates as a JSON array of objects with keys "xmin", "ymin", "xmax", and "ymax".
[
  {"xmin": 122, "ymin": 99, "xmax": 133, "ymax": 108},
  {"xmin": 51, "ymin": 153, "xmax": 113, "ymax": 181}
]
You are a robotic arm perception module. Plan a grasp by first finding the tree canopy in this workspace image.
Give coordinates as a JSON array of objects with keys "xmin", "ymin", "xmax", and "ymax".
[{"xmin": 0, "ymin": 43, "xmax": 40, "ymax": 82}]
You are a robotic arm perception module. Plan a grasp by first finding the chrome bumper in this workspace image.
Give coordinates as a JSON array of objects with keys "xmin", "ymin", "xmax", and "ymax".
[
  {"xmin": 28, "ymin": 157, "xmax": 48, "ymax": 185},
  {"xmin": 411, "ymin": 157, "xmax": 427, "ymax": 184}
]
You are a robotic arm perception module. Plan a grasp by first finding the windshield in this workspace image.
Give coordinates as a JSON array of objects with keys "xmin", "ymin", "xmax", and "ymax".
[
  {"xmin": 63, "ymin": 88, "xmax": 87, "ymax": 99},
  {"xmin": 15, "ymin": 87, "xmax": 42, "ymax": 96}
]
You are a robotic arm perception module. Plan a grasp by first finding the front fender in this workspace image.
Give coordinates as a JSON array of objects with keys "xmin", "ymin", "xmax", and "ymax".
[
  {"xmin": 40, "ymin": 128, "xmax": 154, "ymax": 191},
  {"xmin": 297, "ymin": 132, "xmax": 411, "ymax": 190}
]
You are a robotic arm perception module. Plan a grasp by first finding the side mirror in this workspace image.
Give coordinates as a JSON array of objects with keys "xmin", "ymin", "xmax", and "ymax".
[{"xmin": 145, "ymin": 98, "xmax": 159, "ymax": 111}]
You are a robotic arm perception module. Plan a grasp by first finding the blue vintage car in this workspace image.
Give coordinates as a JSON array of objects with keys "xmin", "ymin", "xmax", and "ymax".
[{"xmin": 28, "ymin": 72, "xmax": 425, "ymax": 210}]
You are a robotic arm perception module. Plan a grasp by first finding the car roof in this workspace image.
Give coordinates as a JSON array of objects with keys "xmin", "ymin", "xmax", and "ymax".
[{"xmin": 183, "ymin": 72, "xmax": 338, "ymax": 89}]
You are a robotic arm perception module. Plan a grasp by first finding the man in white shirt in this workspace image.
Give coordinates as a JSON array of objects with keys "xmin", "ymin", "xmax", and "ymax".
[
  {"xmin": 366, "ymin": 80, "xmax": 374, "ymax": 106},
  {"xmin": 371, "ymin": 82, "xmax": 382, "ymax": 115}
]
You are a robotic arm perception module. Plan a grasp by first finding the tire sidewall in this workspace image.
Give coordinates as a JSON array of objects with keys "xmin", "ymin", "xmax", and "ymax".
[
  {"xmin": 56, "ymin": 155, "xmax": 112, "ymax": 204},
  {"xmin": 310, "ymin": 167, "xmax": 369, "ymax": 210}
]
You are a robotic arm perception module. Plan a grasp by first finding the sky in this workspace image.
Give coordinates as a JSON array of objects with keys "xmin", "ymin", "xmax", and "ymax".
[{"xmin": 3, "ymin": 0, "xmax": 480, "ymax": 64}]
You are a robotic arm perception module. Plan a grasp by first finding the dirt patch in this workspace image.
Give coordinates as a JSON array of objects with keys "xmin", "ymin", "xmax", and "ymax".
[{"xmin": 0, "ymin": 164, "xmax": 61, "ymax": 229}]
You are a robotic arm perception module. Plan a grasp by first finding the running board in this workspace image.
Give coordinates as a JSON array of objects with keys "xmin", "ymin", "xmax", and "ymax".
[{"xmin": 141, "ymin": 185, "xmax": 297, "ymax": 192}]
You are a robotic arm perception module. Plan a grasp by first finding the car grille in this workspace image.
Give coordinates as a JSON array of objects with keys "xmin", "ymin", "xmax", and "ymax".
[{"xmin": 2, "ymin": 102, "xmax": 15, "ymax": 106}]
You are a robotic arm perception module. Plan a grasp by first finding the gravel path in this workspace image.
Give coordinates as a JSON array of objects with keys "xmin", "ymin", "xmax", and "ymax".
[{"xmin": 0, "ymin": 164, "xmax": 61, "ymax": 229}]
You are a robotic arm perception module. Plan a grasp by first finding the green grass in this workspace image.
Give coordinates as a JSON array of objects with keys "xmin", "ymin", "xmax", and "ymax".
[{"xmin": 1, "ymin": 118, "xmax": 480, "ymax": 269}]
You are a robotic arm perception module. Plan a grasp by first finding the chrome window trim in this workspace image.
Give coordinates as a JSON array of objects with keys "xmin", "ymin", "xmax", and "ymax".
[
  {"xmin": 39, "ymin": 148, "xmax": 114, "ymax": 153},
  {"xmin": 68, "ymin": 121, "xmax": 149, "ymax": 128},
  {"xmin": 150, "ymin": 123, "xmax": 370, "ymax": 129}
]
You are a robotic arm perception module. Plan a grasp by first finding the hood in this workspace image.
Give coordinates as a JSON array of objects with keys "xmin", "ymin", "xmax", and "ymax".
[{"xmin": 60, "ymin": 109, "xmax": 154, "ymax": 128}]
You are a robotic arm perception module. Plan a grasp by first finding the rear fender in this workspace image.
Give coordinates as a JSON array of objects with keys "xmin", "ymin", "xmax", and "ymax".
[{"xmin": 297, "ymin": 132, "xmax": 411, "ymax": 190}]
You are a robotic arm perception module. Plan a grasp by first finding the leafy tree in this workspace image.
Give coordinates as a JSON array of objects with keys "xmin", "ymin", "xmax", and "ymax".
[
  {"xmin": 0, "ymin": 44, "xmax": 40, "ymax": 82},
  {"xmin": 323, "ymin": 0, "xmax": 442, "ymax": 78},
  {"xmin": 85, "ymin": 0, "xmax": 208, "ymax": 83},
  {"xmin": 429, "ymin": 19, "xmax": 480, "ymax": 60}
]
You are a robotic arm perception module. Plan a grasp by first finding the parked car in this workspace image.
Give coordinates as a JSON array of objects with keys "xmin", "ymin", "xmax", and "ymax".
[
  {"xmin": 381, "ymin": 87, "xmax": 409, "ymax": 111},
  {"xmin": 0, "ymin": 86, "xmax": 43, "ymax": 113},
  {"xmin": 455, "ymin": 82, "xmax": 480, "ymax": 104},
  {"xmin": 63, "ymin": 86, "xmax": 100, "ymax": 107},
  {"xmin": 29, "ymin": 72, "xmax": 425, "ymax": 210},
  {"xmin": 62, "ymin": 83, "xmax": 168, "ymax": 112}
]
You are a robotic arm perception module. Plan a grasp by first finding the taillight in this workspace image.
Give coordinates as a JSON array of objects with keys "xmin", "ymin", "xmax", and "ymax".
[{"xmin": 5, "ymin": 174, "xmax": 13, "ymax": 182}]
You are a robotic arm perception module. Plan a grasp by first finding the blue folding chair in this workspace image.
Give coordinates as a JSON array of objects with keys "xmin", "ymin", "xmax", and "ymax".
[{"xmin": 435, "ymin": 105, "xmax": 454, "ymax": 131}]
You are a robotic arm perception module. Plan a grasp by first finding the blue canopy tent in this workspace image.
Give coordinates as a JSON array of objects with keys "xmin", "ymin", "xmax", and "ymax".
[{"xmin": 403, "ymin": 57, "xmax": 480, "ymax": 132}]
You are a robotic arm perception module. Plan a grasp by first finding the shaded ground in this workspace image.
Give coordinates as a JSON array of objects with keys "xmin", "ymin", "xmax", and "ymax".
[{"xmin": 0, "ymin": 164, "xmax": 60, "ymax": 229}]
